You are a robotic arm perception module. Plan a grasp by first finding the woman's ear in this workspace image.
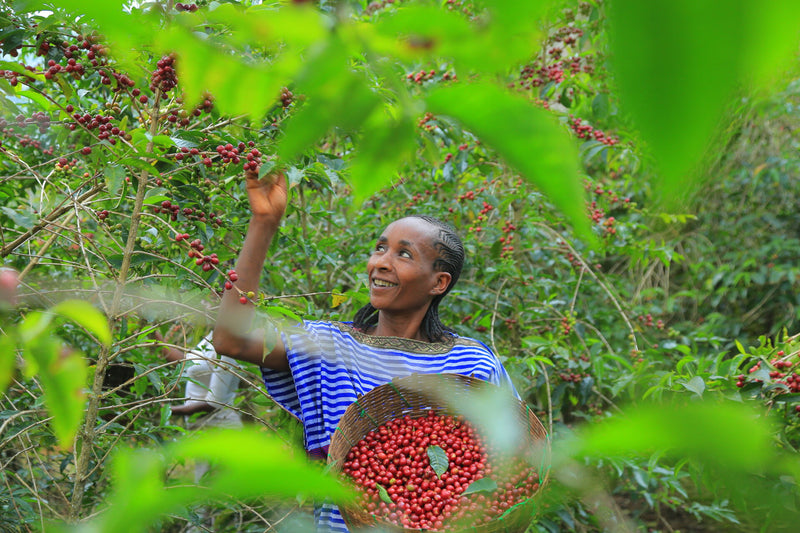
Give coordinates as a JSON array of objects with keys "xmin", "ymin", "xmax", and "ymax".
[{"xmin": 431, "ymin": 272, "xmax": 452, "ymax": 295}]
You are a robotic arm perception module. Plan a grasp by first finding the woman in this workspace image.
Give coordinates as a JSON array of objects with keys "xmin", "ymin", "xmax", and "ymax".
[{"xmin": 213, "ymin": 169, "xmax": 515, "ymax": 532}]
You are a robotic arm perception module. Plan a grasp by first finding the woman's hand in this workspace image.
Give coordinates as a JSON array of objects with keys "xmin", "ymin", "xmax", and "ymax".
[{"xmin": 245, "ymin": 167, "xmax": 287, "ymax": 224}]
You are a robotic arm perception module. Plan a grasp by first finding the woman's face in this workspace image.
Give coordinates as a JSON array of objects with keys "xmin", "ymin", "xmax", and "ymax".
[{"xmin": 366, "ymin": 218, "xmax": 451, "ymax": 315}]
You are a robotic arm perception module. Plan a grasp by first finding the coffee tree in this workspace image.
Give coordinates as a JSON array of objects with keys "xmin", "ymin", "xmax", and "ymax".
[{"xmin": 3, "ymin": 0, "xmax": 800, "ymax": 531}]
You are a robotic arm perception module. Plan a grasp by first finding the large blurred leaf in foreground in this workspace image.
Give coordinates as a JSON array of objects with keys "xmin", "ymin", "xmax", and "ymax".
[
  {"xmin": 607, "ymin": 0, "xmax": 800, "ymax": 208},
  {"xmin": 570, "ymin": 400, "xmax": 773, "ymax": 468},
  {"xmin": 55, "ymin": 427, "xmax": 353, "ymax": 533},
  {"xmin": 557, "ymin": 399, "xmax": 800, "ymax": 528},
  {"xmin": 426, "ymin": 82, "xmax": 591, "ymax": 242}
]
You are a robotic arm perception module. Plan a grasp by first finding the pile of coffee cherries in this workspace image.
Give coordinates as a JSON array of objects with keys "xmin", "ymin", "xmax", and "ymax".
[{"xmin": 341, "ymin": 411, "xmax": 542, "ymax": 531}]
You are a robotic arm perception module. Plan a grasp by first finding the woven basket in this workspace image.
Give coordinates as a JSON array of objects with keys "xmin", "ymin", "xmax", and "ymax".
[{"xmin": 327, "ymin": 373, "xmax": 550, "ymax": 533}]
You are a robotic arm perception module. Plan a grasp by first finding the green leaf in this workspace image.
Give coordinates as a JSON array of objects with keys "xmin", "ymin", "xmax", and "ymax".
[
  {"xmin": 258, "ymin": 160, "xmax": 277, "ymax": 179},
  {"xmin": 377, "ymin": 483, "xmax": 393, "ymax": 504},
  {"xmin": 427, "ymin": 445, "xmax": 449, "ymax": 478},
  {"xmin": 371, "ymin": 5, "xmax": 477, "ymax": 66},
  {"xmin": 93, "ymin": 427, "xmax": 353, "ymax": 532},
  {"xmin": 1, "ymin": 206, "xmax": 36, "ymax": 230},
  {"xmin": 143, "ymin": 195, "xmax": 171, "ymax": 205},
  {"xmin": 0, "ymin": 334, "xmax": 16, "ymax": 394},
  {"xmin": 18, "ymin": 309, "xmax": 54, "ymax": 348},
  {"xmin": 118, "ymin": 157, "xmax": 161, "ymax": 177},
  {"xmin": 606, "ymin": 0, "xmax": 800, "ymax": 208},
  {"xmin": 16, "ymin": 89, "xmax": 52, "ymax": 110},
  {"xmin": 348, "ymin": 112, "xmax": 416, "ymax": 208},
  {"xmin": 104, "ymin": 164, "xmax": 126, "ymax": 196},
  {"xmin": 52, "ymin": 300, "xmax": 112, "ymax": 347},
  {"xmin": 277, "ymin": 41, "xmax": 380, "ymax": 164},
  {"xmin": 169, "ymin": 428, "xmax": 353, "ymax": 500},
  {"xmin": 96, "ymin": 446, "xmax": 196, "ymax": 533},
  {"xmin": 25, "ymin": 336, "xmax": 87, "ymax": 448},
  {"xmin": 591, "ymin": 93, "xmax": 609, "ymax": 119},
  {"xmin": 425, "ymin": 82, "xmax": 592, "ymax": 243},
  {"xmin": 573, "ymin": 400, "xmax": 773, "ymax": 470},
  {"xmin": 154, "ymin": 24, "xmax": 288, "ymax": 118},
  {"xmin": 0, "ymin": 61, "xmax": 45, "ymax": 81},
  {"xmin": 681, "ymin": 376, "xmax": 706, "ymax": 398},
  {"xmin": 39, "ymin": 0, "xmax": 152, "ymax": 66},
  {"xmin": 262, "ymin": 304, "xmax": 303, "ymax": 324},
  {"xmin": 462, "ymin": 477, "xmax": 497, "ymax": 495},
  {"xmin": 170, "ymin": 136, "xmax": 198, "ymax": 150}
]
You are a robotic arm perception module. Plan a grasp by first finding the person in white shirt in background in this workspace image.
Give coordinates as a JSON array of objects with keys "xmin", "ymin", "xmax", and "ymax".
[
  {"xmin": 157, "ymin": 331, "xmax": 244, "ymax": 532},
  {"xmin": 157, "ymin": 332, "xmax": 243, "ymax": 471},
  {"xmin": 168, "ymin": 335, "xmax": 243, "ymax": 425}
]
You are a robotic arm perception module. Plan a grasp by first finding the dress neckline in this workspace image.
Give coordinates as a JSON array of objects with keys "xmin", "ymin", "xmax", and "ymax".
[{"xmin": 333, "ymin": 322, "xmax": 458, "ymax": 355}]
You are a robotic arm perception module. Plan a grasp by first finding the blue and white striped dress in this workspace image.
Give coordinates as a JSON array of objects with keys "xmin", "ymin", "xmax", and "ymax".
[{"xmin": 261, "ymin": 320, "xmax": 516, "ymax": 533}]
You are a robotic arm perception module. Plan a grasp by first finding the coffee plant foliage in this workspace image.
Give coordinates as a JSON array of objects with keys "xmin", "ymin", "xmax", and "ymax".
[{"xmin": 3, "ymin": 0, "xmax": 800, "ymax": 531}]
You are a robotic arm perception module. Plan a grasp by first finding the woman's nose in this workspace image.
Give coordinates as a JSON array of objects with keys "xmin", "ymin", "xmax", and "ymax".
[{"xmin": 369, "ymin": 251, "xmax": 392, "ymax": 271}]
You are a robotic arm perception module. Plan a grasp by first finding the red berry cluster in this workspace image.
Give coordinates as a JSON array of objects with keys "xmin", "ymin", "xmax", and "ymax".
[
  {"xmin": 175, "ymin": 3, "xmax": 199, "ymax": 11},
  {"xmin": 68, "ymin": 112, "xmax": 126, "ymax": 144},
  {"xmin": 96, "ymin": 209, "xmax": 110, "ymax": 221},
  {"xmin": 457, "ymin": 188, "xmax": 480, "ymax": 202},
  {"xmin": 568, "ymin": 116, "xmax": 618, "ymax": 146},
  {"xmin": 210, "ymin": 142, "xmax": 260, "ymax": 169},
  {"xmin": 29, "ymin": 112, "xmax": 50, "ymax": 134},
  {"xmin": 342, "ymin": 412, "xmax": 540, "ymax": 531},
  {"xmin": 56, "ymin": 157, "xmax": 79, "ymax": 172},
  {"xmin": 174, "ymin": 147, "xmax": 201, "ymax": 161},
  {"xmin": 602, "ymin": 216, "xmax": 616, "ymax": 236},
  {"xmin": 559, "ymin": 316, "xmax": 572, "ymax": 336},
  {"xmin": 636, "ymin": 313, "xmax": 664, "ymax": 330},
  {"xmin": 735, "ymin": 350, "xmax": 800, "ymax": 399},
  {"xmin": 150, "ymin": 54, "xmax": 178, "ymax": 95},
  {"xmin": 33, "ymin": 35, "xmax": 109, "ymax": 84},
  {"xmin": 563, "ymin": 251, "xmax": 582, "ymax": 269},
  {"xmin": 558, "ymin": 372, "xmax": 586, "ymax": 383},
  {"xmin": 279, "ymin": 87, "xmax": 294, "ymax": 108},
  {"xmin": 585, "ymin": 182, "xmax": 630, "ymax": 206},
  {"xmin": 407, "ymin": 69, "xmax": 436, "ymax": 84},
  {"xmin": 406, "ymin": 69, "xmax": 456, "ymax": 85},
  {"xmin": 512, "ymin": 20, "xmax": 596, "ymax": 94},
  {"xmin": 0, "ymin": 114, "xmax": 54, "ymax": 144},
  {"xmin": 499, "ymin": 220, "xmax": 517, "ymax": 257},
  {"xmin": 222, "ymin": 270, "xmax": 252, "ymax": 304},
  {"xmin": 554, "ymin": 25, "xmax": 584, "ymax": 47},
  {"xmin": 152, "ymin": 199, "xmax": 223, "ymax": 227},
  {"xmin": 44, "ymin": 57, "xmax": 85, "ymax": 80},
  {"xmin": 403, "ymin": 187, "xmax": 438, "ymax": 209},
  {"xmin": 363, "ymin": 0, "xmax": 398, "ymax": 16},
  {"xmin": 444, "ymin": 0, "xmax": 475, "ymax": 18},
  {"xmin": 418, "ymin": 112, "xmax": 436, "ymax": 132},
  {"xmin": 167, "ymin": 95, "xmax": 216, "ymax": 128},
  {"xmin": 188, "ymin": 241, "xmax": 219, "ymax": 272},
  {"xmin": 18, "ymin": 135, "xmax": 43, "ymax": 151},
  {"xmin": 0, "ymin": 69, "xmax": 23, "ymax": 87}
]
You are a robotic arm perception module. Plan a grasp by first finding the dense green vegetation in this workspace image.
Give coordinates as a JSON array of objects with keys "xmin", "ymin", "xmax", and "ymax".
[{"xmin": 2, "ymin": 1, "xmax": 800, "ymax": 531}]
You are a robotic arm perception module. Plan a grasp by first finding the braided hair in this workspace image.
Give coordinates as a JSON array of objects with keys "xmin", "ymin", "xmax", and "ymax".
[{"xmin": 352, "ymin": 215, "xmax": 465, "ymax": 342}]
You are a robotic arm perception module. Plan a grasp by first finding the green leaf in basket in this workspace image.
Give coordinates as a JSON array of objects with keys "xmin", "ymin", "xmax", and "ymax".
[
  {"xmin": 462, "ymin": 477, "xmax": 497, "ymax": 495},
  {"xmin": 427, "ymin": 445, "xmax": 449, "ymax": 478},
  {"xmin": 377, "ymin": 483, "xmax": 393, "ymax": 504}
]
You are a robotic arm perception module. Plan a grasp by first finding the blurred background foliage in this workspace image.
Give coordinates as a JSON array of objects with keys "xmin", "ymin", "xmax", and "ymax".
[{"xmin": 2, "ymin": 0, "xmax": 800, "ymax": 531}]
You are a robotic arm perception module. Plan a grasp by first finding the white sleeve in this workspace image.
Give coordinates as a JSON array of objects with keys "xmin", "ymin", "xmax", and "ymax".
[
  {"xmin": 190, "ymin": 334, "xmax": 241, "ymax": 406},
  {"xmin": 206, "ymin": 355, "xmax": 241, "ymax": 406}
]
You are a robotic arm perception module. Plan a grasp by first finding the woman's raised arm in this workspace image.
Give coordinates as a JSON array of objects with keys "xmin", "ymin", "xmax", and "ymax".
[{"xmin": 212, "ymin": 169, "xmax": 289, "ymax": 370}]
